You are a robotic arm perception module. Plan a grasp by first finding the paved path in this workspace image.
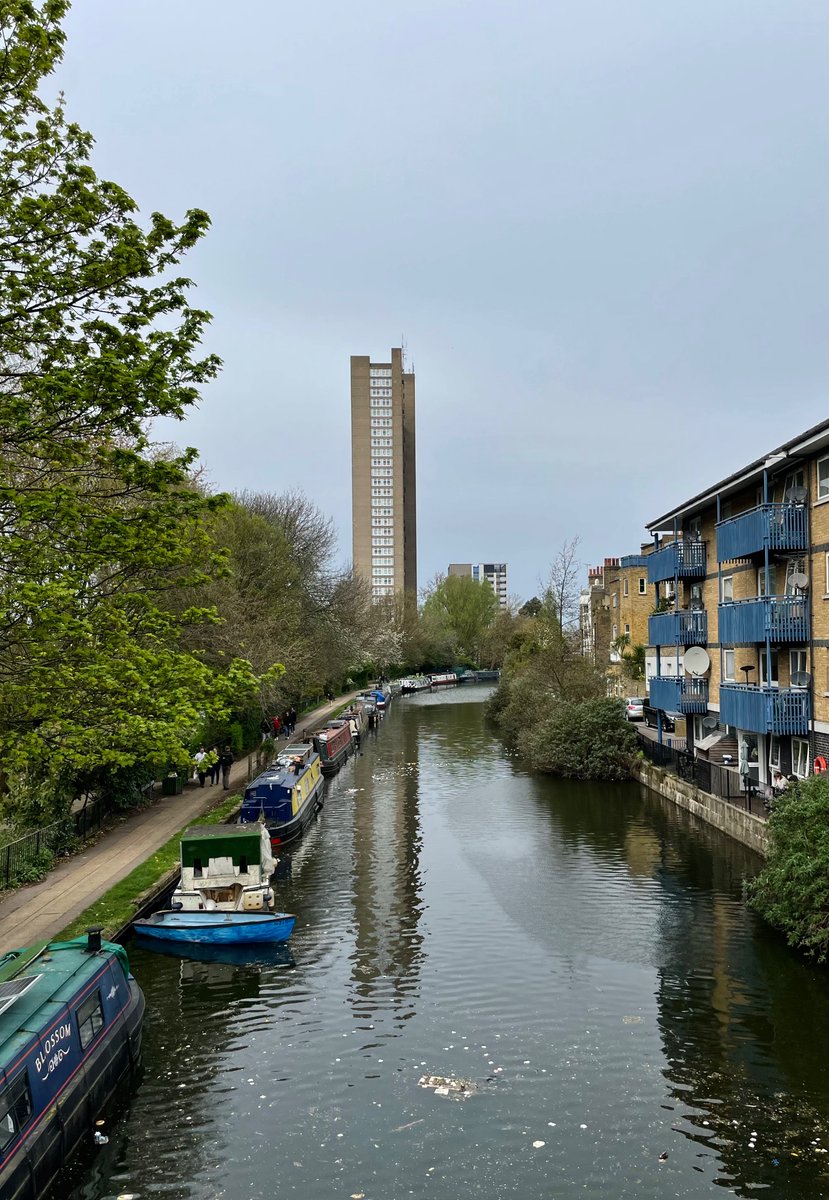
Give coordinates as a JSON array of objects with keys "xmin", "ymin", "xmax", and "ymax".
[{"xmin": 0, "ymin": 692, "xmax": 359, "ymax": 952}]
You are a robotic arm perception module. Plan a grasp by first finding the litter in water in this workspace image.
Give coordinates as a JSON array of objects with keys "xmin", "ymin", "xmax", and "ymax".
[{"xmin": 418, "ymin": 1074, "xmax": 477, "ymax": 1100}]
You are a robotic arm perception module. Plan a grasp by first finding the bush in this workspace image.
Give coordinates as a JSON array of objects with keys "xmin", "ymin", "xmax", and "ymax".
[
  {"xmin": 228, "ymin": 721, "xmax": 245, "ymax": 754},
  {"xmin": 746, "ymin": 775, "xmax": 829, "ymax": 962},
  {"xmin": 519, "ymin": 697, "xmax": 639, "ymax": 780}
]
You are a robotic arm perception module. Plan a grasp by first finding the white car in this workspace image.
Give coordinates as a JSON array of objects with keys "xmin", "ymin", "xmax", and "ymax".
[{"xmin": 624, "ymin": 697, "xmax": 644, "ymax": 721}]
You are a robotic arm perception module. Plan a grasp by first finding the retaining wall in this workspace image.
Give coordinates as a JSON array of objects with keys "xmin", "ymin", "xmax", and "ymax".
[{"xmin": 633, "ymin": 760, "xmax": 769, "ymax": 857}]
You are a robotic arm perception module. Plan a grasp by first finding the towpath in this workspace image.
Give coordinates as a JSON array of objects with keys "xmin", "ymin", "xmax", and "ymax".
[{"xmin": 0, "ymin": 692, "xmax": 359, "ymax": 952}]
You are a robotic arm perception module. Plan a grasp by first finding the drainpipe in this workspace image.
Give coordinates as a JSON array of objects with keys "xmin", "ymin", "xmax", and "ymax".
[{"xmin": 763, "ymin": 468, "xmax": 772, "ymax": 702}]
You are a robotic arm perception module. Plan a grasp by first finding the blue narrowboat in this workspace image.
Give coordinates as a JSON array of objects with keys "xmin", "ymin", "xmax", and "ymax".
[
  {"xmin": 239, "ymin": 743, "xmax": 325, "ymax": 846},
  {"xmin": 0, "ymin": 929, "xmax": 144, "ymax": 1200}
]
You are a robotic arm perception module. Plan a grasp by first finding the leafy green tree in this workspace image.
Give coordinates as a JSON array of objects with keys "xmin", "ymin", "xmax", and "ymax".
[
  {"xmin": 518, "ymin": 597, "xmax": 542, "ymax": 618},
  {"xmin": 422, "ymin": 574, "xmax": 499, "ymax": 663},
  {"xmin": 0, "ymin": 2, "xmax": 276, "ymax": 816},
  {"xmin": 519, "ymin": 697, "xmax": 639, "ymax": 780},
  {"xmin": 747, "ymin": 775, "xmax": 829, "ymax": 962}
]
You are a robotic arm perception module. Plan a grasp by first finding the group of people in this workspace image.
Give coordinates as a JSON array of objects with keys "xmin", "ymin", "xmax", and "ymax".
[
  {"xmin": 260, "ymin": 708, "xmax": 299, "ymax": 743},
  {"xmin": 193, "ymin": 745, "xmax": 235, "ymax": 789}
]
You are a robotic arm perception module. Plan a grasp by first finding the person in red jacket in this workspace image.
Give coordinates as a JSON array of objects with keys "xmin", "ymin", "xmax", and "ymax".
[{"xmin": 272, "ymin": 715, "xmax": 281, "ymax": 738}]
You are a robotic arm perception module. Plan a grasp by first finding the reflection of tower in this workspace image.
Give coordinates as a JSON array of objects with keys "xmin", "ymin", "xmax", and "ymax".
[{"xmin": 349, "ymin": 713, "xmax": 423, "ymax": 1018}]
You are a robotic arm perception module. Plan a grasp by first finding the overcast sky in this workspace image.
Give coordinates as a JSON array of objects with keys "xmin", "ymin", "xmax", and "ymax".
[{"xmin": 59, "ymin": 1, "xmax": 827, "ymax": 600}]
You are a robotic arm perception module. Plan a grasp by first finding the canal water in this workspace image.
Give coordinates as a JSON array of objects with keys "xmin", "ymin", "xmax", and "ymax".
[{"xmin": 63, "ymin": 687, "xmax": 829, "ymax": 1200}]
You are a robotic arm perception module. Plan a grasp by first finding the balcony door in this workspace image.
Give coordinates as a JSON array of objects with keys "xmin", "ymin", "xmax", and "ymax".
[{"xmin": 759, "ymin": 650, "xmax": 779, "ymax": 688}]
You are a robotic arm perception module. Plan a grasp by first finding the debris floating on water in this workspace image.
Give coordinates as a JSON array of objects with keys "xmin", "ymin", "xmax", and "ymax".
[
  {"xmin": 658, "ymin": 1151, "xmax": 669, "ymax": 1162},
  {"xmin": 532, "ymin": 1140, "xmax": 546, "ymax": 1149},
  {"xmin": 418, "ymin": 1074, "xmax": 476, "ymax": 1100}
]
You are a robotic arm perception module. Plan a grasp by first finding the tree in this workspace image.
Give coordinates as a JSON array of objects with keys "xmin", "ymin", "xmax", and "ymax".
[
  {"xmin": 519, "ymin": 697, "xmax": 639, "ymax": 780},
  {"xmin": 422, "ymin": 574, "xmax": 499, "ymax": 664},
  {"xmin": 519, "ymin": 596, "xmax": 542, "ymax": 618},
  {"xmin": 0, "ymin": 2, "xmax": 273, "ymax": 814},
  {"xmin": 544, "ymin": 536, "xmax": 582, "ymax": 634},
  {"xmin": 747, "ymin": 775, "xmax": 829, "ymax": 962}
]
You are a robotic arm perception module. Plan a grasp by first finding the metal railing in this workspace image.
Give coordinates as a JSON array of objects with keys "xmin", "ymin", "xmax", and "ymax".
[
  {"xmin": 718, "ymin": 595, "xmax": 809, "ymax": 645},
  {"xmin": 716, "ymin": 503, "xmax": 808, "ymax": 563},
  {"xmin": 648, "ymin": 609, "xmax": 708, "ymax": 647},
  {"xmin": 719, "ymin": 683, "xmax": 810, "ymax": 735},
  {"xmin": 647, "ymin": 540, "xmax": 707, "ymax": 584},
  {"xmin": 638, "ymin": 734, "xmax": 767, "ymax": 817},
  {"xmin": 0, "ymin": 820, "xmax": 76, "ymax": 890}
]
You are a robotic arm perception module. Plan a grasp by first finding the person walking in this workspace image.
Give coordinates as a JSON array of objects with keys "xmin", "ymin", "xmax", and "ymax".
[
  {"xmin": 289, "ymin": 706, "xmax": 297, "ymax": 735},
  {"xmin": 272, "ymin": 715, "xmax": 282, "ymax": 739},
  {"xmin": 208, "ymin": 746, "xmax": 221, "ymax": 786},
  {"xmin": 194, "ymin": 746, "xmax": 208, "ymax": 788},
  {"xmin": 260, "ymin": 717, "xmax": 272, "ymax": 743},
  {"xmin": 219, "ymin": 745, "xmax": 234, "ymax": 790}
]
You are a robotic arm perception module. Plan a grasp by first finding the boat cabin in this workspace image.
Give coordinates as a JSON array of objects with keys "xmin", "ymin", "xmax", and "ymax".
[
  {"xmin": 0, "ymin": 934, "xmax": 144, "ymax": 1200},
  {"xmin": 174, "ymin": 825, "xmax": 275, "ymax": 912},
  {"xmin": 239, "ymin": 746, "xmax": 323, "ymax": 825}
]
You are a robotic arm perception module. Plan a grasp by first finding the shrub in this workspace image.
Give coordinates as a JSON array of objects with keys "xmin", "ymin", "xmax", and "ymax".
[
  {"xmin": 228, "ymin": 722, "xmax": 245, "ymax": 754},
  {"xmin": 746, "ymin": 775, "xmax": 829, "ymax": 962},
  {"xmin": 519, "ymin": 697, "xmax": 639, "ymax": 780}
]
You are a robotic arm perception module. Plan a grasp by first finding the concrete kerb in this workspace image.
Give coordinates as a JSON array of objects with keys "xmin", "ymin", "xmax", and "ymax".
[{"xmin": 0, "ymin": 690, "xmax": 363, "ymax": 952}]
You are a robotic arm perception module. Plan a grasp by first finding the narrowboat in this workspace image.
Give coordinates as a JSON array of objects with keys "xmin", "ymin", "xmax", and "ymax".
[
  {"xmin": 475, "ymin": 668, "xmax": 501, "ymax": 682},
  {"xmin": 399, "ymin": 676, "xmax": 430, "ymax": 694},
  {"xmin": 337, "ymin": 705, "xmax": 365, "ymax": 749},
  {"xmin": 311, "ymin": 722, "xmax": 352, "ymax": 776},
  {"xmin": 325, "ymin": 718, "xmax": 357, "ymax": 756},
  {"xmin": 133, "ymin": 910, "xmax": 295, "ymax": 946},
  {"xmin": 0, "ymin": 930, "xmax": 144, "ymax": 1200},
  {"xmin": 428, "ymin": 672, "xmax": 459, "ymax": 687},
  {"xmin": 171, "ymin": 825, "xmax": 276, "ymax": 912},
  {"xmin": 238, "ymin": 743, "xmax": 324, "ymax": 846}
]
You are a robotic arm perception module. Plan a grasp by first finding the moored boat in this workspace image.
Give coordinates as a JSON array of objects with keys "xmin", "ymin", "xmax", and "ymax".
[
  {"xmin": 0, "ymin": 930, "xmax": 144, "ymax": 1200},
  {"xmin": 399, "ymin": 675, "xmax": 430, "ymax": 694},
  {"xmin": 238, "ymin": 743, "xmax": 324, "ymax": 846},
  {"xmin": 428, "ymin": 672, "xmax": 459, "ymax": 687},
  {"xmin": 172, "ymin": 825, "xmax": 276, "ymax": 912},
  {"xmin": 133, "ymin": 910, "xmax": 295, "ymax": 946},
  {"xmin": 311, "ymin": 722, "xmax": 352, "ymax": 776},
  {"xmin": 474, "ymin": 668, "xmax": 501, "ymax": 682}
]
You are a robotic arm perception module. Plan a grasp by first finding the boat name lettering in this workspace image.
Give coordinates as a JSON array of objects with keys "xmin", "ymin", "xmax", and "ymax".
[{"xmin": 35, "ymin": 1022, "xmax": 72, "ymax": 1076}]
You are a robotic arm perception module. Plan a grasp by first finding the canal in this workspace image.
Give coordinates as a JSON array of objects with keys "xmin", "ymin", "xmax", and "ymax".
[{"xmin": 63, "ymin": 687, "xmax": 829, "ymax": 1200}]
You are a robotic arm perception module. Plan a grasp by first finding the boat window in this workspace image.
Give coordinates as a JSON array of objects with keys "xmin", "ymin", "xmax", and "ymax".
[
  {"xmin": 76, "ymin": 991, "xmax": 105, "ymax": 1050},
  {"xmin": 193, "ymin": 857, "xmax": 203, "ymax": 877},
  {"xmin": 0, "ymin": 1073, "xmax": 33, "ymax": 1151}
]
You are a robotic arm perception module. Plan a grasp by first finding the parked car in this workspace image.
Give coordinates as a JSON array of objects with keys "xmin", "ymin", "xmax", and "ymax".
[
  {"xmin": 643, "ymin": 704, "xmax": 675, "ymax": 732},
  {"xmin": 624, "ymin": 697, "xmax": 644, "ymax": 721}
]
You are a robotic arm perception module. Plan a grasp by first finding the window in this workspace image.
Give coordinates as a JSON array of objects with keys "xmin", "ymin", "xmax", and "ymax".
[
  {"xmin": 757, "ymin": 566, "xmax": 778, "ymax": 597},
  {"xmin": 760, "ymin": 650, "xmax": 779, "ymax": 688},
  {"xmin": 623, "ymin": 579, "xmax": 629, "ymax": 597},
  {"xmin": 638, "ymin": 578, "xmax": 646, "ymax": 595},
  {"xmin": 768, "ymin": 735, "xmax": 781, "ymax": 771},
  {"xmin": 0, "ymin": 1074, "xmax": 32, "ymax": 1151},
  {"xmin": 721, "ymin": 576, "xmax": 734, "ymax": 602},
  {"xmin": 77, "ymin": 991, "xmax": 104, "ymax": 1050},
  {"xmin": 624, "ymin": 624, "xmax": 630, "ymax": 636},
  {"xmin": 825, "ymin": 552, "xmax": 829, "ymax": 594},
  {"xmin": 817, "ymin": 457, "xmax": 829, "ymax": 500},
  {"xmin": 790, "ymin": 649, "xmax": 807, "ymax": 685},
  {"xmin": 723, "ymin": 647, "xmax": 735, "ymax": 681},
  {"xmin": 792, "ymin": 738, "xmax": 809, "ymax": 778},
  {"xmin": 611, "ymin": 624, "xmax": 617, "ymax": 640},
  {"xmin": 612, "ymin": 594, "xmax": 617, "ymax": 608}
]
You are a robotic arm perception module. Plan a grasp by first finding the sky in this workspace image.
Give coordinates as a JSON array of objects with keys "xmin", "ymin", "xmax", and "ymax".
[{"xmin": 57, "ymin": 0, "xmax": 827, "ymax": 600}]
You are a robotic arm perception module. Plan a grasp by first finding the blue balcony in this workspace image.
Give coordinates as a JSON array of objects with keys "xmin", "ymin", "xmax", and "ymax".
[
  {"xmin": 716, "ymin": 503, "xmax": 808, "ymax": 563},
  {"xmin": 648, "ymin": 609, "xmax": 708, "ymax": 647},
  {"xmin": 647, "ymin": 540, "xmax": 707, "ymax": 584},
  {"xmin": 719, "ymin": 684, "xmax": 810, "ymax": 735},
  {"xmin": 620, "ymin": 554, "xmax": 649, "ymax": 568},
  {"xmin": 649, "ymin": 675, "xmax": 709, "ymax": 713},
  {"xmin": 718, "ymin": 595, "xmax": 809, "ymax": 645}
]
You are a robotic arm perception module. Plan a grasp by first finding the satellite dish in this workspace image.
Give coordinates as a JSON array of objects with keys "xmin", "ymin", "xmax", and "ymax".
[
  {"xmin": 791, "ymin": 671, "xmax": 811, "ymax": 688},
  {"xmin": 702, "ymin": 716, "xmax": 719, "ymax": 731},
  {"xmin": 789, "ymin": 571, "xmax": 809, "ymax": 589},
  {"xmin": 683, "ymin": 646, "xmax": 711, "ymax": 676},
  {"xmin": 786, "ymin": 485, "xmax": 808, "ymax": 504}
]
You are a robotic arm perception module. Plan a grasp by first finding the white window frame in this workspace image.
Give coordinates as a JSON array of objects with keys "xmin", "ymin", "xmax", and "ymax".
[
  {"xmin": 721, "ymin": 575, "xmax": 734, "ymax": 602},
  {"xmin": 623, "ymin": 579, "xmax": 629, "ymax": 597},
  {"xmin": 768, "ymin": 735, "xmax": 781, "ymax": 771},
  {"xmin": 723, "ymin": 647, "xmax": 735, "ymax": 682},
  {"xmin": 638, "ymin": 577, "xmax": 646, "ymax": 595},
  {"xmin": 760, "ymin": 650, "xmax": 779, "ymax": 688},
  {"xmin": 817, "ymin": 457, "xmax": 829, "ymax": 500},
  {"xmin": 789, "ymin": 649, "xmax": 807, "ymax": 685},
  {"xmin": 792, "ymin": 737, "xmax": 809, "ymax": 779}
]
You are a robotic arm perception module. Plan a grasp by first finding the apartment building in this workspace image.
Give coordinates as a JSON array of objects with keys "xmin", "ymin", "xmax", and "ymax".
[
  {"xmin": 646, "ymin": 418, "xmax": 829, "ymax": 789},
  {"xmin": 579, "ymin": 552, "xmax": 655, "ymax": 691},
  {"xmin": 447, "ymin": 562, "xmax": 509, "ymax": 608},
  {"xmin": 351, "ymin": 348, "xmax": 417, "ymax": 599}
]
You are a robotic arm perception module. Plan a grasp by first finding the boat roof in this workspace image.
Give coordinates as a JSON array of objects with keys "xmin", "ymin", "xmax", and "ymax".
[
  {"xmin": 0, "ymin": 938, "xmax": 126, "ymax": 1067},
  {"xmin": 183, "ymin": 825, "xmax": 262, "ymax": 841}
]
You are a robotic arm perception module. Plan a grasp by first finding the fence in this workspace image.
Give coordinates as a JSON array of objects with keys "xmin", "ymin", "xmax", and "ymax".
[
  {"xmin": 0, "ymin": 819, "xmax": 76, "ymax": 890},
  {"xmin": 638, "ymin": 734, "xmax": 768, "ymax": 818}
]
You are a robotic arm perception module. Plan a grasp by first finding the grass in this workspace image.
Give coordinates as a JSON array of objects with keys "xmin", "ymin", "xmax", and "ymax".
[{"xmin": 57, "ymin": 792, "xmax": 244, "ymax": 942}]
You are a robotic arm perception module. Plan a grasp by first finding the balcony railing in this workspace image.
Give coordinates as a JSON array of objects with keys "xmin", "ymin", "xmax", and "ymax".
[
  {"xmin": 719, "ymin": 684, "xmax": 810, "ymax": 735},
  {"xmin": 647, "ymin": 540, "xmax": 707, "ymax": 584},
  {"xmin": 649, "ymin": 675, "xmax": 709, "ymax": 713},
  {"xmin": 718, "ymin": 595, "xmax": 809, "ymax": 645},
  {"xmin": 648, "ymin": 609, "xmax": 708, "ymax": 647},
  {"xmin": 716, "ymin": 503, "xmax": 808, "ymax": 563}
]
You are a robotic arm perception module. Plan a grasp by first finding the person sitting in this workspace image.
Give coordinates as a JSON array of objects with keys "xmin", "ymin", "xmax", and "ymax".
[{"xmin": 772, "ymin": 771, "xmax": 789, "ymax": 795}]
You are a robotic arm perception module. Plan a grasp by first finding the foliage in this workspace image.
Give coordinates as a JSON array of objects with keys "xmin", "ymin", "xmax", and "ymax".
[
  {"xmin": 622, "ymin": 643, "xmax": 646, "ymax": 682},
  {"xmin": 422, "ymin": 574, "xmax": 499, "ymax": 664},
  {"xmin": 544, "ymin": 537, "xmax": 582, "ymax": 634},
  {"xmin": 0, "ymin": 3, "xmax": 281, "ymax": 815},
  {"xmin": 2, "ymin": 848, "xmax": 56, "ymax": 889},
  {"xmin": 519, "ymin": 697, "xmax": 639, "ymax": 780},
  {"xmin": 746, "ymin": 775, "xmax": 829, "ymax": 962},
  {"xmin": 518, "ymin": 597, "xmax": 542, "ymax": 618}
]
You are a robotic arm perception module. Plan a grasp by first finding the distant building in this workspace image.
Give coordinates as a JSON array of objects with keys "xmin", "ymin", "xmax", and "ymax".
[
  {"xmin": 579, "ymin": 551, "xmax": 654, "ymax": 692},
  {"xmin": 448, "ymin": 562, "xmax": 509, "ymax": 608},
  {"xmin": 351, "ymin": 348, "xmax": 417, "ymax": 599}
]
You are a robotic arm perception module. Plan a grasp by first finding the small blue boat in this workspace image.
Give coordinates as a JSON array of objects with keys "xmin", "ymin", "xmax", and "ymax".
[{"xmin": 133, "ymin": 909, "xmax": 296, "ymax": 945}]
